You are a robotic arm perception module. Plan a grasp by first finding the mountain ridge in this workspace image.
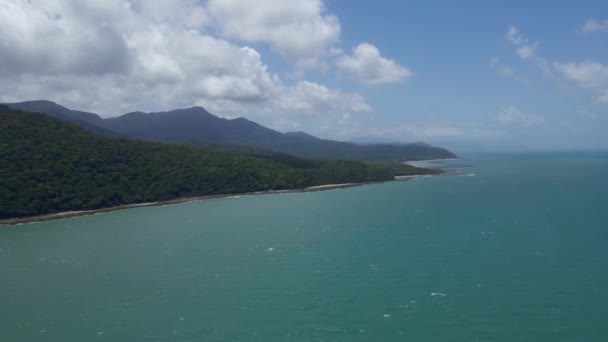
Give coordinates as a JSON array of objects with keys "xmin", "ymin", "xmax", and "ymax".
[{"xmin": 4, "ymin": 100, "xmax": 457, "ymax": 161}]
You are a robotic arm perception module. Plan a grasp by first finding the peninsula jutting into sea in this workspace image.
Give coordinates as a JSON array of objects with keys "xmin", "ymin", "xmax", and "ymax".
[{"xmin": 0, "ymin": 103, "xmax": 454, "ymax": 223}]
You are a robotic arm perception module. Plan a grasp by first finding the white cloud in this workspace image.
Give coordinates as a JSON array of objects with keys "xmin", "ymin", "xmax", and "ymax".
[
  {"xmin": 272, "ymin": 81, "xmax": 371, "ymax": 116},
  {"xmin": 496, "ymin": 106, "xmax": 545, "ymax": 127},
  {"xmin": 505, "ymin": 25, "xmax": 537, "ymax": 60},
  {"xmin": 0, "ymin": 0, "xmax": 370, "ymax": 125},
  {"xmin": 553, "ymin": 62, "xmax": 608, "ymax": 88},
  {"xmin": 553, "ymin": 62, "xmax": 608, "ymax": 104},
  {"xmin": 205, "ymin": 80, "xmax": 372, "ymax": 120},
  {"xmin": 490, "ymin": 57, "xmax": 529, "ymax": 83},
  {"xmin": 506, "ymin": 25, "xmax": 526, "ymax": 45},
  {"xmin": 581, "ymin": 19, "xmax": 608, "ymax": 33},
  {"xmin": 0, "ymin": 0, "xmax": 131, "ymax": 76},
  {"xmin": 336, "ymin": 43, "xmax": 411, "ymax": 86},
  {"xmin": 206, "ymin": 0, "xmax": 340, "ymax": 69},
  {"xmin": 500, "ymin": 26, "xmax": 608, "ymax": 105},
  {"xmin": 499, "ymin": 26, "xmax": 608, "ymax": 107},
  {"xmin": 516, "ymin": 43, "xmax": 537, "ymax": 60}
]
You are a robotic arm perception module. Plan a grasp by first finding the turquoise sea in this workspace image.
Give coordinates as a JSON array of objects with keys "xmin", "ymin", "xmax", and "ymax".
[{"xmin": 2, "ymin": 152, "xmax": 608, "ymax": 341}]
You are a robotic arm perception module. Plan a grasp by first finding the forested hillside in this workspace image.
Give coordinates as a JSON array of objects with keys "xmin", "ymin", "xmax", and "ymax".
[{"xmin": 0, "ymin": 107, "xmax": 434, "ymax": 219}]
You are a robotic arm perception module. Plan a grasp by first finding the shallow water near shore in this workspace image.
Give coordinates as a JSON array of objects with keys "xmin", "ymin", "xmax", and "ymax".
[{"xmin": 2, "ymin": 152, "xmax": 608, "ymax": 341}]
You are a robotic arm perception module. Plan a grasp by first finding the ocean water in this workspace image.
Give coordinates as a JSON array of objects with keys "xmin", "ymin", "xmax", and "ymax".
[{"xmin": 1, "ymin": 152, "xmax": 608, "ymax": 341}]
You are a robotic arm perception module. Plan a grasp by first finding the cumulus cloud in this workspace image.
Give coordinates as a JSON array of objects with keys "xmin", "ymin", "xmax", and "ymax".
[
  {"xmin": 0, "ymin": 0, "xmax": 371, "ymax": 126},
  {"xmin": 581, "ymin": 19, "xmax": 608, "ymax": 33},
  {"xmin": 553, "ymin": 62, "xmax": 608, "ymax": 104},
  {"xmin": 553, "ymin": 62, "xmax": 608, "ymax": 88},
  {"xmin": 271, "ymin": 81, "xmax": 371, "ymax": 115},
  {"xmin": 505, "ymin": 25, "xmax": 536, "ymax": 60},
  {"xmin": 0, "ymin": 0, "xmax": 131, "ymax": 76},
  {"xmin": 199, "ymin": 80, "xmax": 371, "ymax": 120},
  {"xmin": 496, "ymin": 106, "xmax": 545, "ymax": 127},
  {"xmin": 336, "ymin": 43, "xmax": 412, "ymax": 85},
  {"xmin": 206, "ymin": 0, "xmax": 340, "ymax": 69}
]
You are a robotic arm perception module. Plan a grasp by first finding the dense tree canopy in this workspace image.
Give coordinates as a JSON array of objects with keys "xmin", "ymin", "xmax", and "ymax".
[{"xmin": 0, "ymin": 107, "xmax": 437, "ymax": 219}]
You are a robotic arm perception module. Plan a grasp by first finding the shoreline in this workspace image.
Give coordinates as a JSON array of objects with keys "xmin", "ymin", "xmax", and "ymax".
[{"xmin": 1, "ymin": 175, "xmax": 432, "ymax": 226}]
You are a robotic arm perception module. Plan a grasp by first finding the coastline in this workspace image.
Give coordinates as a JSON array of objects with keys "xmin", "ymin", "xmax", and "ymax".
[{"xmin": 1, "ymin": 175, "xmax": 431, "ymax": 226}]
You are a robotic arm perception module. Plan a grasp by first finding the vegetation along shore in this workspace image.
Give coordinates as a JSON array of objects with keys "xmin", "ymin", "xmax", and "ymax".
[
  {"xmin": 0, "ymin": 106, "xmax": 447, "ymax": 224},
  {"xmin": 0, "ymin": 176, "xmax": 440, "ymax": 225}
]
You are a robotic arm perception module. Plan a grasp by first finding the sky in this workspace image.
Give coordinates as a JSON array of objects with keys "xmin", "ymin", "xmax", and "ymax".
[{"xmin": 1, "ymin": 0, "xmax": 607, "ymax": 151}]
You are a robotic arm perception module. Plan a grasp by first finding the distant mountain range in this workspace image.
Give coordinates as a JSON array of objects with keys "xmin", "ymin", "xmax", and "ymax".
[{"xmin": 5, "ymin": 100, "xmax": 456, "ymax": 161}]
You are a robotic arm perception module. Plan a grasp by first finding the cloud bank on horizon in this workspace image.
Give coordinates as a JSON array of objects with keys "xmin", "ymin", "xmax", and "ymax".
[{"xmin": 1, "ymin": 0, "xmax": 607, "ymax": 149}]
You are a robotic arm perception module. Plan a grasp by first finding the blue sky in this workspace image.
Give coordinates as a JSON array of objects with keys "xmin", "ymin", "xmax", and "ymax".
[
  {"xmin": 321, "ymin": 0, "xmax": 608, "ymax": 149},
  {"xmin": 1, "ymin": 0, "xmax": 607, "ymax": 150}
]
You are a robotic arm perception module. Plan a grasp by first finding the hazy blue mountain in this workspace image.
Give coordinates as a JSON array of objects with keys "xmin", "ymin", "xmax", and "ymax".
[{"xmin": 5, "ymin": 101, "xmax": 456, "ymax": 161}]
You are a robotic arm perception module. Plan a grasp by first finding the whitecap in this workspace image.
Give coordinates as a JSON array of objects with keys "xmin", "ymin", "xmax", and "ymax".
[{"xmin": 431, "ymin": 292, "xmax": 447, "ymax": 297}]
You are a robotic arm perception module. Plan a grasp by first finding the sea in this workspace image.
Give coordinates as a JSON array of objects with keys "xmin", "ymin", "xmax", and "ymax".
[{"xmin": 1, "ymin": 152, "xmax": 608, "ymax": 341}]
